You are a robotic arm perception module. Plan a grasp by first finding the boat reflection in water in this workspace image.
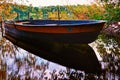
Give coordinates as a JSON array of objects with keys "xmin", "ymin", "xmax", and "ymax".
[
  {"xmin": 3, "ymin": 20, "xmax": 106, "ymax": 77},
  {"xmin": 0, "ymin": 38, "xmax": 67, "ymax": 80}
]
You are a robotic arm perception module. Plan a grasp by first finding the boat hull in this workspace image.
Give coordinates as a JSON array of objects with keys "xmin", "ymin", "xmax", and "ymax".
[{"xmin": 5, "ymin": 26, "xmax": 100, "ymax": 44}]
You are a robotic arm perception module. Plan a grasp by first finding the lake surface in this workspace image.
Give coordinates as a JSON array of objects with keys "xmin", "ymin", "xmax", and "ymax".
[
  {"xmin": 0, "ymin": 33, "xmax": 89, "ymax": 80},
  {"xmin": 0, "ymin": 32, "xmax": 120, "ymax": 80}
]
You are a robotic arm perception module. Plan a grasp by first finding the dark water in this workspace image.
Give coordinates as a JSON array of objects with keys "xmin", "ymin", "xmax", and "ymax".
[{"xmin": 0, "ymin": 37, "xmax": 87, "ymax": 80}]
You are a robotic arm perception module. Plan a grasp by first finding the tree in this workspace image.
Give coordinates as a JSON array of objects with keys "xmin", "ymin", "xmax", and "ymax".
[
  {"xmin": 91, "ymin": 0, "xmax": 120, "ymax": 79},
  {"xmin": 95, "ymin": 0, "xmax": 120, "ymax": 21},
  {"xmin": 0, "ymin": 0, "xmax": 29, "ymax": 21},
  {"xmin": 0, "ymin": 1, "xmax": 16, "ymax": 21}
]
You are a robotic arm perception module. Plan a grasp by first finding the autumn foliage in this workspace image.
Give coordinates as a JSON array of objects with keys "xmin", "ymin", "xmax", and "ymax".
[{"xmin": 0, "ymin": 2, "xmax": 106, "ymax": 21}]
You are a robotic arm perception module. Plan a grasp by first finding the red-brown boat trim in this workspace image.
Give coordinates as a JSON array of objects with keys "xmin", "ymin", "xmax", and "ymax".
[{"xmin": 5, "ymin": 23, "xmax": 104, "ymax": 33}]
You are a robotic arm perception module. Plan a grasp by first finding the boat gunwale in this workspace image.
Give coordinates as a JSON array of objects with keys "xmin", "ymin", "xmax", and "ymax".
[{"xmin": 4, "ymin": 20, "xmax": 106, "ymax": 27}]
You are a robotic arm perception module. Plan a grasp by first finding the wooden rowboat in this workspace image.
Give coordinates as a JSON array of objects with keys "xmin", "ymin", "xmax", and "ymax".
[
  {"xmin": 4, "ymin": 20, "xmax": 106, "ymax": 74},
  {"xmin": 4, "ymin": 19, "xmax": 106, "ymax": 44}
]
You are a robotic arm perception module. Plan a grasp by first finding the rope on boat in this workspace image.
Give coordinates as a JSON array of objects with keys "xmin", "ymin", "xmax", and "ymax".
[
  {"xmin": 0, "ymin": 21, "xmax": 4, "ymax": 37},
  {"xmin": 57, "ymin": 6, "xmax": 61, "ymax": 20}
]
